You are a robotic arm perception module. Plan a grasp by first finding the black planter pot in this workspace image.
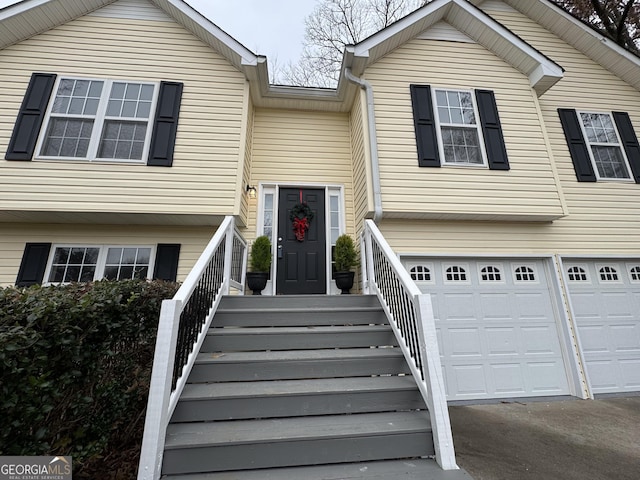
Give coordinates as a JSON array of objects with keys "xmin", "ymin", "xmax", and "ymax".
[
  {"xmin": 246, "ymin": 272, "xmax": 269, "ymax": 295},
  {"xmin": 334, "ymin": 271, "xmax": 355, "ymax": 294}
]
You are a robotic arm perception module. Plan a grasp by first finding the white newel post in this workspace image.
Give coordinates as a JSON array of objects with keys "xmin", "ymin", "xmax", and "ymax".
[
  {"xmin": 415, "ymin": 293, "xmax": 457, "ymax": 470},
  {"xmin": 222, "ymin": 220, "xmax": 235, "ymax": 295},
  {"xmin": 137, "ymin": 299, "xmax": 182, "ymax": 480}
]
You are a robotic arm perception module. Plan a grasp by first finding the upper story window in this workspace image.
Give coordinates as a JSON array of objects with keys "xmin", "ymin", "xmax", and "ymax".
[
  {"xmin": 578, "ymin": 112, "xmax": 632, "ymax": 180},
  {"xmin": 558, "ymin": 108, "xmax": 640, "ymax": 183},
  {"xmin": 409, "ymin": 84, "xmax": 510, "ymax": 171},
  {"xmin": 38, "ymin": 77, "xmax": 158, "ymax": 162},
  {"xmin": 434, "ymin": 89, "xmax": 485, "ymax": 166},
  {"xmin": 6, "ymin": 73, "xmax": 183, "ymax": 167}
]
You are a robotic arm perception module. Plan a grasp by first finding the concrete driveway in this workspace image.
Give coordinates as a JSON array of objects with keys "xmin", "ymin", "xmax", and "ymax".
[{"xmin": 448, "ymin": 396, "xmax": 640, "ymax": 480}]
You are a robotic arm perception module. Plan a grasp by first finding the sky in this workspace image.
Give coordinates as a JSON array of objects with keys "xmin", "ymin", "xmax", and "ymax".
[{"xmin": 0, "ymin": 0, "xmax": 318, "ymax": 65}]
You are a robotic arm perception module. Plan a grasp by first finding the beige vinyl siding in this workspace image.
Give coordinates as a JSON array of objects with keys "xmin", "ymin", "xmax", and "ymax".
[
  {"xmin": 364, "ymin": 38, "xmax": 565, "ymax": 221},
  {"xmin": 246, "ymin": 108, "xmax": 355, "ymax": 240},
  {"xmin": 350, "ymin": 89, "xmax": 373, "ymax": 232},
  {"xmin": 0, "ymin": 12, "xmax": 247, "ymax": 219},
  {"xmin": 478, "ymin": 3, "xmax": 640, "ymax": 255},
  {"xmin": 238, "ymin": 94, "xmax": 254, "ymax": 227},
  {"xmin": 0, "ymin": 223, "xmax": 218, "ymax": 286}
]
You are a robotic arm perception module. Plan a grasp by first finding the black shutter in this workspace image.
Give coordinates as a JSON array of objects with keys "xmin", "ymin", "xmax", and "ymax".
[
  {"xmin": 5, "ymin": 73, "xmax": 57, "ymax": 161},
  {"xmin": 16, "ymin": 243, "xmax": 52, "ymax": 287},
  {"xmin": 154, "ymin": 244, "xmax": 181, "ymax": 282},
  {"xmin": 475, "ymin": 89, "xmax": 510, "ymax": 171},
  {"xmin": 148, "ymin": 81, "xmax": 183, "ymax": 167},
  {"xmin": 558, "ymin": 109, "xmax": 596, "ymax": 182},
  {"xmin": 612, "ymin": 112, "xmax": 640, "ymax": 184},
  {"xmin": 410, "ymin": 85, "xmax": 440, "ymax": 167}
]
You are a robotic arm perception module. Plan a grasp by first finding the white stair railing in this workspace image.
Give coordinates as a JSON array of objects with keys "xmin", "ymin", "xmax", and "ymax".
[
  {"xmin": 361, "ymin": 219, "xmax": 457, "ymax": 470},
  {"xmin": 137, "ymin": 216, "xmax": 247, "ymax": 480}
]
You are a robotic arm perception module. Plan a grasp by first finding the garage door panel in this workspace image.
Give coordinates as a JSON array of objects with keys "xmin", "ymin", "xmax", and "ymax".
[
  {"xmin": 565, "ymin": 259, "xmax": 640, "ymax": 395},
  {"xmin": 448, "ymin": 328, "xmax": 482, "ymax": 357},
  {"xmin": 620, "ymin": 359, "xmax": 640, "ymax": 389},
  {"xmin": 486, "ymin": 327, "xmax": 518, "ymax": 355},
  {"xmin": 521, "ymin": 326, "xmax": 563, "ymax": 355},
  {"xmin": 513, "ymin": 292, "xmax": 553, "ymax": 321},
  {"xmin": 440, "ymin": 292, "xmax": 476, "ymax": 320},
  {"xmin": 527, "ymin": 361, "xmax": 569, "ymax": 394},
  {"xmin": 479, "ymin": 293, "xmax": 511, "ymax": 319},
  {"xmin": 490, "ymin": 363, "xmax": 526, "ymax": 395},
  {"xmin": 449, "ymin": 364, "xmax": 488, "ymax": 397}
]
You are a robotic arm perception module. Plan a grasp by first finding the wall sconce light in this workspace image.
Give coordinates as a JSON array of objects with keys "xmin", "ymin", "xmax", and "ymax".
[{"xmin": 246, "ymin": 185, "xmax": 257, "ymax": 199}]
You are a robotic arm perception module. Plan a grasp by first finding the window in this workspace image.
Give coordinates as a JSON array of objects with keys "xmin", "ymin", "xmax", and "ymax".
[
  {"xmin": 567, "ymin": 266, "xmax": 588, "ymax": 282},
  {"xmin": 410, "ymin": 265, "xmax": 432, "ymax": 282},
  {"xmin": 598, "ymin": 266, "xmax": 619, "ymax": 282},
  {"xmin": 45, "ymin": 245, "xmax": 153, "ymax": 284},
  {"xmin": 514, "ymin": 265, "xmax": 536, "ymax": 282},
  {"xmin": 38, "ymin": 77, "xmax": 158, "ymax": 162},
  {"xmin": 445, "ymin": 265, "xmax": 468, "ymax": 282},
  {"xmin": 480, "ymin": 265, "xmax": 502, "ymax": 282},
  {"xmin": 558, "ymin": 109, "xmax": 640, "ymax": 183},
  {"xmin": 262, "ymin": 192, "xmax": 275, "ymax": 241},
  {"xmin": 434, "ymin": 89, "xmax": 485, "ymax": 166},
  {"xmin": 578, "ymin": 112, "xmax": 632, "ymax": 180},
  {"xmin": 409, "ymin": 85, "xmax": 509, "ymax": 170},
  {"xmin": 628, "ymin": 265, "xmax": 640, "ymax": 282}
]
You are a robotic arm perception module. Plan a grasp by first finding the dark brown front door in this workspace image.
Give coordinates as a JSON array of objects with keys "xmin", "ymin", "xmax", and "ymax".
[{"xmin": 276, "ymin": 188, "xmax": 326, "ymax": 295}]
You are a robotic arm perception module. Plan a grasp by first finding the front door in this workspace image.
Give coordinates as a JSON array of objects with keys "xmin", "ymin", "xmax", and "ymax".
[{"xmin": 276, "ymin": 188, "xmax": 326, "ymax": 295}]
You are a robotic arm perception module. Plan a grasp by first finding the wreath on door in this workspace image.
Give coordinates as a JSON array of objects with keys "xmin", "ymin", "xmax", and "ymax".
[{"xmin": 290, "ymin": 202, "xmax": 314, "ymax": 242}]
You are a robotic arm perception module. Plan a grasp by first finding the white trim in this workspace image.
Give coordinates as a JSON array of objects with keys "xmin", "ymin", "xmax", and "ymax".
[
  {"xmin": 256, "ymin": 182, "xmax": 346, "ymax": 295},
  {"xmin": 35, "ymin": 76, "xmax": 159, "ymax": 164},
  {"xmin": 432, "ymin": 87, "xmax": 488, "ymax": 168},
  {"xmin": 576, "ymin": 110, "xmax": 634, "ymax": 182},
  {"xmin": 44, "ymin": 244, "xmax": 155, "ymax": 284}
]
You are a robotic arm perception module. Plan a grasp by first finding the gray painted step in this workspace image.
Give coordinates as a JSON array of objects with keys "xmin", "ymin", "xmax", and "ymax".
[
  {"xmin": 219, "ymin": 294, "xmax": 382, "ymax": 310},
  {"xmin": 171, "ymin": 376, "xmax": 425, "ymax": 422},
  {"xmin": 203, "ymin": 325, "xmax": 398, "ymax": 352},
  {"xmin": 163, "ymin": 411, "xmax": 433, "ymax": 475},
  {"xmin": 162, "ymin": 459, "xmax": 473, "ymax": 480},
  {"xmin": 189, "ymin": 348, "xmax": 410, "ymax": 382},
  {"xmin": 213, "ymin": 306, "xmax": 387, "ymax": 327}
]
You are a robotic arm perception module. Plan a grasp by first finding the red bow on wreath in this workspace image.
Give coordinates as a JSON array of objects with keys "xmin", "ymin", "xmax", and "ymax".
[{"xmin": 290, "ymin": 202, "xmax": 314, "ymax": 242}]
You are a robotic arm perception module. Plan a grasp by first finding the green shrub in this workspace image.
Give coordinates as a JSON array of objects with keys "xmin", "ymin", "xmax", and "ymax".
[
  {"xmin": 334, "ymin": 234, "xmax": 358, "ymax": 272},
  {"xmin": 250, "ymin": 235, "xmax": 272, "ymax": 272},
  {"xmin": 0, "ymin": 279, "xmax": 178, "ymax": 478}
]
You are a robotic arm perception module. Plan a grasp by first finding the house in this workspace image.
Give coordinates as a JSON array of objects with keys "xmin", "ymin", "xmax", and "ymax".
[{"xmin": 1, "ymin": 0, "xmax": 639, "ymax": 414}]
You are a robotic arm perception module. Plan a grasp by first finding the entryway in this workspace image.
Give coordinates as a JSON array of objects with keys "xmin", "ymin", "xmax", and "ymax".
[{"xmin": 276, "ymin": 187, "xmax": 327, "ymax": 295}]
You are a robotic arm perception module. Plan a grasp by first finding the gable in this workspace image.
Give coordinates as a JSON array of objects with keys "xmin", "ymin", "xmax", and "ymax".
[{"xmin": 88, "ymin": 0, "xmax": 173, "ymax": 22}]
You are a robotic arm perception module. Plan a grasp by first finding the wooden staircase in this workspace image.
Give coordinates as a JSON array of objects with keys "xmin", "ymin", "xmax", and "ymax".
[{"xmin": 161, "ymin": 295, "xmax": 470, "ymax": 479}]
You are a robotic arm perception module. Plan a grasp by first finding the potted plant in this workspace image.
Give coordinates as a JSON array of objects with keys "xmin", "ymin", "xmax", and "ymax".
[
  {"xmin": 246, "ymin": 235, "xmax": 272, "ymax": 295},
  {"xmin": 333, "ymin": 234, "xmax": 358, "ymax": 294}
]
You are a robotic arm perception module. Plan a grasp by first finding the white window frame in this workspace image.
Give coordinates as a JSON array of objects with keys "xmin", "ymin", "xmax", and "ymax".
[
  {"xmin": 478, "ymin": 263, "xmax": 505, "ymax": 284},
  {"xmin": 566, "ymin": 264, "xmax": 590, "ymax": 283},
  {"xmin": 35, "ymin": 76, "xmax": 159, "ymax": 164},
  {"xmin": 576, "ymin": 111, "xmax": 633, "ymax": 182},
  {"xmin": 626, "ymin": 263, "xmax": 640, "ymax": 283},
  {"xmin": 442, "ymin": 263, "xmax": 471, "ymax": 284},
  {"xmin": 432, "ymin": 87, "xmax": 488, "ymax": 168},
  {"xmin": 44, "ymin": 244, "xmax": 156, "ymax": 284},
  {"xmin": 595, "ymin": 263, "xmax": 622, "ymax": 284},
  {"xmin": 407, "ymin": 262, "xmax": 435, "ymax": 284},
  {"xmin": 512, "ymin": 263, "xmax": 539, "ymax": 283}
]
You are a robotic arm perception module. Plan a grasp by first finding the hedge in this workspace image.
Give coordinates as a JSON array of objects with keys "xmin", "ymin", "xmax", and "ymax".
[{"xmin": 0, "ymin": 279, "xmax": 179, "ymax": 478}]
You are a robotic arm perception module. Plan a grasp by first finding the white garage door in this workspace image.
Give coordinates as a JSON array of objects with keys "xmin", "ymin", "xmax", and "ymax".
[
  {"xmin": 564, "ymin": 260, "xmax": 640, "ymax": 395},
  {"xmin": 407, "ymin": 258, "xmax": 571, "ymax": 401}
]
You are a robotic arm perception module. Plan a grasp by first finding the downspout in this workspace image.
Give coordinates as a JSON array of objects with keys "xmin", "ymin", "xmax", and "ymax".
[{"xmin": 345, "ymin": 68, "xmax": 383, "ymax": 224}]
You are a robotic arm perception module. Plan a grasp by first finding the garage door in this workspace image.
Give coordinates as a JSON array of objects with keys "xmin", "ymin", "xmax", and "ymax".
[
  {"xmin": 564, "ymin": 260, "xmax": 640, "ymax": 395},
  {"xmin": 407, "ymin": 258, "xmax": 571, "ymax": 401}
]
